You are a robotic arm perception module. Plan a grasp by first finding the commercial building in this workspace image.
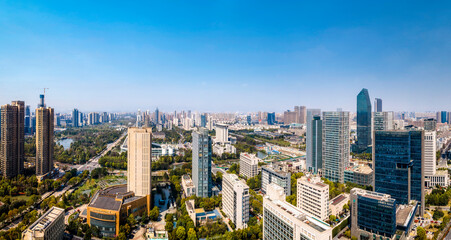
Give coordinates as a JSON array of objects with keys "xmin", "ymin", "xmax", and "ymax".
[
  {"xmin": 350, "ymin": 188, "xmax": 418, "ymax": 240},
  {"xmin": 322, "ymin": 111, "xmax": 350, "ymax": 183},
  {"xmin": 373, "ymin": 111, "xmax": 394, "ymax": 131},
  {"xmin": 262, "ymin": 164, "xmax": 291, "ymax": 196},
  {"xmin": 373, "ymin": 130, "xmax": 425, "ymax": 214},
  {"xmin": 239, "ymin": 152, "xmax": 259, "ymax": 179},
  {"xmin": 426, "ymin": 170, "xmax": 449, "ymax": 188},
  {"xmin": 192, "ymin": 128, "xmax": 212, "ymax": 197},
  {"xmin": 329, "ymin": 193, "xmax": 349, "ymax": 217},
  {"xmin": 181, "ymin": 174, "xmax": 196, "ymax": 198},
  {"xmin": 127, "ymin": 127, "xmax": 152, "ymax": 213},
  {"xmin": 357, "ymin": 88, "xmax": 372, "ymax": 152},
  {"xmin": 215, "ymin": 124, "xmax": 229, "ymax": 143},
  {"xmin": 284, "ymin": 106, "xmax": 307, "ymax": 124},
  {"xmin": 441, "ymin": 111, "xmax": 448, "ymax": 124},
  {"xmin": 424, "ymin": 131, "xmax": 436, "ymax": 176},
  {"xmin": 263, "ymin": 183, "xmax": 332, "ymax": 240},
  {"xmin": 344, "ymin": 164, "xmax": 373, "ymax": 186},
  {"xmin": 22, "ymin": 206, "xmax": 65, "ymax": 240},
  {"xmin": 87, "ymin": 185, "xmax": 148, "ymax": 237},
  {"xmin": 72, "ymin": 108, "xmax": 79, "ymax": 127},
  {"xmin": 222, "ymin": 174, "xmax": 250, "ymax": 229},
  {"xmin": 306, "ymin": 112, "xmax": 322, "ymax": 174},
  {"xmin": 36, "ymin": 97, "xmax": 54, "ymax": 180},
  {"xmin": 424, "ymin": 118, "xmax": 437, "ymax": 131},
  {"xmin": 374, "ymin": 98, "xmax": 382, "ymax": 112},
  {"xmin": 296, "ymin": 176, "xmax": 329, "ymax": 221},
  {"xmin": 0, "ymin": 101, "xmax": 25, "ymax": 178},
  {"xmin": 267, "ymin": 112, "xmax": 275, "ymax": 125}
]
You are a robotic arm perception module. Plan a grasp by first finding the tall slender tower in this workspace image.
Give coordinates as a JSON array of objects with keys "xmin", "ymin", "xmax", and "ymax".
[
  {"xmin": 192, "ymin": 128, "xmax": 212, "ymax": 197},
  {"xmin": 72, "ymin": 109, "xmax": 79, "ymax": 127},
  {"xmin": 357, "ymin": 88, "xmax": 372, "ymax": 152},
  {"xmin": 374, "ymin": 98, "xmax": 382, "ymax": 112},
  {"xmin": 127, "ymin": 127, "xmax": 152, "ymax": 213},
  {"xmin": 36, "ymin": 95, "xmax": 54, "ymax": 179},
  {"xmin": 306, "ymin": 109, "xmax": 321, "ymax": 173},
  {"xmin": 0, "ymin": 101, "xmax": 25, "ymax": 178}
]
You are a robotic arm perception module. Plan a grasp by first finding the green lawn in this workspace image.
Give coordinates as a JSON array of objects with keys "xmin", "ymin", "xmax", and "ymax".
[{"xmin": 11, "ymin": 195, "xmax": 32, "ymax": 202}]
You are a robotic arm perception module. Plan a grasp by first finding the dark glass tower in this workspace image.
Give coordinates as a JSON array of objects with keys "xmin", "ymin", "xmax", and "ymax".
[
  {"xmin": 357, "ymin": 88, "xmax": 372, "ymax": 152},
  {"xmin": 267, "ymin": 112, "xmax": 275, "ymax": 125}
]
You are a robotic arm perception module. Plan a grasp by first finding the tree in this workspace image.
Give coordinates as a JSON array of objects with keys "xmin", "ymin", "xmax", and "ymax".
[
  {"xmin": 176, "ymin": 226, "xmax": 186, "ymax": 240},
  {"xmin": 165, "ymin": 221, "xmax": 174, "ymax": 232},
  {"xmin": 117, "ymin": 232, "xmax": 127, "ymax": 240},
  {"xmin": 329, "ymin": 215, "xmax": 336, "ymax": 222},
  {"xmin": 417, "ymin": 226, "xmax": 426, "ymax": 240},
  {"xmin": 187, "ymin": 228, "xmax": 197, "ymax": 240},
  {"xmin": 343, "ymin": 203, "xmax": 349, "ymax": 212},
  {"xmin": 149, "ymin": 206, "xmax": 160, "ymax": 221}
]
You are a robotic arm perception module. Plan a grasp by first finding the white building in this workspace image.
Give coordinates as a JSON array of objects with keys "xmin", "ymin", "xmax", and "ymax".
[
  {"xmin": 22, "ymin": 207, "xmax": 65, "ymax": 240},
  {"xmin": 424, "ymin": 131, "xmax": 436, "ymax": 176},
  {"xmin": 215, "ymin": 123, "xmax": 229, "ymax": 143},
  {"xmin": 181, "ymin": 174, "xmax": 196, "ymax": 198},
  {"xmin": 297, "ymin": 176, "xmax": 329, "ymax": 221},
  {"xmin": 329, "ymin": 193, "xmax": 349, "ymax": 217},
  {"xmin": 239, "ymin": 153, "xmax": 260, "ymax": 179},
  {"xmin": 262, "ymin": 165, "xmax": 291, "ymax": 196},
  {"xmin": 373, "ymin": 111, "xmax": 394, "ymax": 131},
  {"xmin": 427, "ymin": 171, "xmax": 449, "ymax": 188},
  {"xmin": 263, "ymin": 184, "xmax": 332, "ymax": 240},
  {"xmin": 222, "ymin": 174, "xmax": 250, "ymax": 229}
]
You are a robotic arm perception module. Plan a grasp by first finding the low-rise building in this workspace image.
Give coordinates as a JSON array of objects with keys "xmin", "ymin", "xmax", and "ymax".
[
  {"xmin": 181, "ymin": 174, "xmax": 196, "ymax": 198},
  {"xmin": 425, "ymin": 170, "xmax": 449, "ymax": 188},
  {"xmin": 297, "ymin": 176, "xmax": 329, "ymax": 221},
  {"xmin": 329, "ymin": 193, "xmax": 349, "ymax": 217},
  {"xmin": 22, "ymin": 207, "xmax": 65, "ymax": 240},
  {"xmin": 263, "ymin": 184, "xmax": 332, "ymax": 240},
  {"xmin": 222, "ymin": 174, "xmax": 250, "ymax": 229},
  {"xmin": 185, "ymin": 199, "xmax": 222, "ymax": 227},
  {"xmin": 262, "ymin": 164, "xmax": 291, "ymax": 196},
  {"xmin": 239, "ymin": 153, "xmax": 260, "ymax": 179},
  {"xmin": 344, "ymin": 164, "xmax": 373, "ymax": 186}
]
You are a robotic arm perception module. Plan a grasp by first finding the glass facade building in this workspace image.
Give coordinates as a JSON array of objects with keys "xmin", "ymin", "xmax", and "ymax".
[
  {"xmin": 306, "ymin": 109, "xmax": 321, "ymax": 173},
  {"xmin": 373, "ymin": 130, "xmax": 424, "ymax": 213},
  {"xmin": 357, "ymin": 88, "xmax": 372, "ymax": 152},
  {"xmin": 192, "ymin": 128, "xmax": 212, "ymax": 197},
  {"xmin": 267, "ymin": 112, "xmax": 275, "ymax": 125},
  {"xmin": 441, "ymin": 111, "xmax": 448, "ymax": 124}
]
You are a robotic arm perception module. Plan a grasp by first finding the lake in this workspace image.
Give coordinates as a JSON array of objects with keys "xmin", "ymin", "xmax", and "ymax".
[{"xmin": 57, "ymin": 138, "xmax": 74, "ymax": 150}]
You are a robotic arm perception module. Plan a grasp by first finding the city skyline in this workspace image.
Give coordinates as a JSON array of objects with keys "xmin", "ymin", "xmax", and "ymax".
[{"xmin": 1, "ymin": 1, "xmax": 451, "ymax": 112}]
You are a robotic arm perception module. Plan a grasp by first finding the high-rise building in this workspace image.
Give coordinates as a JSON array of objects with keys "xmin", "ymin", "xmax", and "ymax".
[
  {"xmin": 294, "ymin": 106, "xmax": 307, "ymax": 124},
  {"xmin": 373, "ymin": 130, "xmax": 424, "ymax": 214},
  {"xmin": 322, "ymin": 111, "xmax": 350, "ymax": 183},
  {"xmin": 25, "ymin": 105, "xmax": 31, "ymax": 134},
  {"xmin": 424, "ymin": 131, "xmax": 436, "ymax": 177},
  {"xmin": 261, "ymin": 165, "xmax": 291, "ymax": 196},
  {"xmin": 215, "ymin": 123, "xmax": 229, "ymax": 143},
  {"xmin": 424, "ymin": 118, "xmax": 437, "ymax": 131},
  {"xmin": 373, "ymin": 111, "xmax": 394, "ymax": 131},
  {"xmin": 36, "ymin": 100, "xmax": 54, "ymax": 179},
  {"xmin": 239, "ymin": 152, "xmax": 259, "ymax": 179},
  {"xmin": 192, "ymin": 128, "xmax": 212, "ymax": 197},
  {"xmin": 72, "ymin": 109, "xmax": 79, "ymax": 127},
  {"xmin": 222, "ymin": 173, "xmax": 250, "ymax": 229},
  {"xmin": 246, "ymin": 115, "xmax": 251, "ymax": 125},
  {"xmin": 22, "ymin": 206, "xmax": 65, "ymax": 240},
  {"xmin": 306, "ymin": 109, "xmax": 322, "ymax": 173},
  {"xmin": 441, "ymin": 111, "xmax": 448, "ymax": 124},
  {"xmin": 357, "ymin": 88, "xmax": 372, "ymax": 152},
  {"xmin": 297, "ymin": 176, "xmax": 329, "ymax": 221},
  {"xmin": 155, "ymin": 108, "xmax": 160, "ymax": 124},
  {"xmin": 37, "ymin": 94, "xmax": 45, "ymax": 108},
  {"xmin": 263, "ymin": 183, "xmax": 332, "ymax": 240},
  {"xmin": 267, "ymin": 112, "xmax": 275, "ymax": 125},
  {"xmin": 127, "ymin": 127, "xmax": 152, "ymax": 213},
  {"xmin": 200, "ymin": 114, "xmax": 207, "ymax": 128},
  {"xmin": 374, "ymin": 98, "xmax": 382, "ymax": 112},
  {"xmin": 0, "ymin": 101, "xmax": 25, "ymax": 178}
]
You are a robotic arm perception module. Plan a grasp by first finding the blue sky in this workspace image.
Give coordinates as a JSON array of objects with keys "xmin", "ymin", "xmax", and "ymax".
[{"xmin": 1, "ymin": 1, "xmax": 450, "ymax": 113}]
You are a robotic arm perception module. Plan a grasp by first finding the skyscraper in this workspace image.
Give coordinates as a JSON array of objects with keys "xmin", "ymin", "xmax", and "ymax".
[
  {"xmin": 192, "ymin": 128, "xmax": 212, "ymax": 197},
  {"xmin": 322, "ymin": 111, "xmax": 350, "ymax": 183},
  {"xmin": 373, "ymin": 112, "xmax": 394, "ymax": 131},
  {"xmin": 373, "ymin": 130, "xmax": 424, "ymax": 214},
  {"xmin": 200, "ymin": 114, "xmax": 207, "ymax": 128},
  {"xmin": 306, "ymin": 109, "xmax": 321, "ymax": 173},
  {"xmin": 267, "ymin": 112, "xmax": 275, "ymax": 125},
  {"xmin": 222, "ymin": 173, "xmax": 250, "ymax": 229},
  {"xmin": 36, "ymin": 97, "xmax": 54, "ymax": 179},
  {"xmin": 424, "ymin": 131, "xmax": 436, "ymax": 177},
  {"xmin": 155, "ymin": 108, "xmax": 159, "ymax": 124},
  {"xmin": 357, "ymin": 88, "xmax": 372, "ymax": 152},
  {"xmin": 0, "ymin": 101, "xmax": 25, "ymax": 178},
  {"xmin": 72, "ymin": 109, "xmax": 79, "ymax": 127},
  {"xmin": 441, "ymin": 111, "xmax": 448, "ymax": 124},
  {"xmin": 24, "ymin": 105, "xmax": 31, "ymax": 135},
  {"xmin": 374, "ymin": 98, "xmax": 382, "ymax": 112},
  {"xmin": 127, "ymin": 127, "xmax": 152, "ymax": 213},
  {"xmin": 294, "ymin": 106, "xmax": 307, "ymax": 124}
]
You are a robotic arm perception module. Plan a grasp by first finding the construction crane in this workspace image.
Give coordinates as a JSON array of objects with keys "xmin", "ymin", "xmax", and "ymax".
[{"xmin": 43, "ymin": 88, "xmax": 49, "ymax": 95}]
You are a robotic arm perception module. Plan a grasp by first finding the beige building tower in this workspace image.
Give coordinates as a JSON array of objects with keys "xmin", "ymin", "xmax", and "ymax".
[
  {"xmin": 0, "ymin": 101, "xmax": 25, "ymax": 178},
  {"xmin": 36, "ymin": 104, "xmax": 54, "ymax": 180},
  {"xmin": 127, "ymin": 127, "xmax": 152, "ymax": 213}
]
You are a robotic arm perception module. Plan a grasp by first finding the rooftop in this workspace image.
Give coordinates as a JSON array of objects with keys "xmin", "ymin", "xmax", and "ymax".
[
  {"xmin": 396, "ymin": 202, "xmax": 418, "ymax": 227},
  {"xmin": 89, "ymin": 185, "xmax": 128, "ymax": 211},
  {"xmin": 345, "ymin": 164, "xmax": 373, "ymax": 174},
  {"xmin": 28, "ymin": 207, "xmax": 64, "ymax": 232},
  {"xmin": 330, "ymin": 194, "xmax": 348, "ymax": 206},
  {"xmin": 263, "ymin": 164, "xmax": 290, "ymax": 177}
]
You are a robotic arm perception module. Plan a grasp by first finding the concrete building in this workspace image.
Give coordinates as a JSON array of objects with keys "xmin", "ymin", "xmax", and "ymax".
[
  {"xmin": 322, "ymin": 111, "xmax": 350, "ymax": 183},
  {"xmin": 329, "ymin": 193, "xmax": 349, "ymax": 217},
  {"xmin": 344, "ymin": 164, "xmax": 373, "ymax": 186},
  {"xmin": 263, "ymin": 183, "xmax": 332, "ymax": 240},
  {"xmin": 262, "ymin": 164, "xmax": 291, "ymax": 196},
  {"xmin": 127, "ymin": 127, "xmax": 152, "ymax": 213},
  {"xmin": 373, "ymin": 111, "xmax": 394, "ymax": 131},
  {"xmin": 22, "ymin": 207, "xmax": 65, "ymax": 240},
  {"xmin": 424, "ymin": 131, "xmax": 436, "ymax": 177},
  {"xmin": 181, "ymin": 174, "xmax": 196, "ymax": 198},
  {"xmin": 296, "ymin": 176, "xmax": 329, "ymax": 221},
  {"xmin": 72, "ymin": 108, "xmax": 79, "ymax": 127},
  {"xmin": 306, "ymin": 112, "xmax": 322, "ymax": 174},
  {"xmin": 424, "ymin": 118, "xmax": 437, "ymax": 131},
  {"xmin": 222, "ymin": 173, "xmax": 250, "ymax": 229},
  {"xmin": 0, "ymin": 101, "xmax": 25, "ymax": 178},
  {"xmin": 36, "ymin": 100, "xmax": 54, "ymax": 180},
  {"xmin": 192, "ymin": 128, "xmax": 212, "ymax": 197},
  {"xmin": 426, "ymin": 170, "xmax": 449, "ymax": 188},
  {"xmin": 239, "ymin": 152, "xmax": 259, "ymax": 179},
  {"xmin": 215, "ymin": 123, "xmax": 229, "ymax": 143}
]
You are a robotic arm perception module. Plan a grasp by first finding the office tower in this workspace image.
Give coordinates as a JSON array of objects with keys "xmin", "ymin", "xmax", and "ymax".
[
  {"xmin": 22, "ymin": 206, "xmax": 65, "ymax": 240},
  {"xmin": 0, "ymin": 101, "xmax": 25, "ymax": 178},
  {"xmin": 246, "ymin": 115, "xmax": 251, "ymax": 125},
  {"xmin": 155, "ymin": 108, "xmax": 159, "ymax": 124},
  {"xmin": 25, "ymin": 105, "xmax": 31, "ymax": 134},
  {"xmin": 441, "ymin": 111, "xmax": 448, "ymax": 124},
  {"xmin": 424, "ymin": 118, "xmax": 437, "ymax": 131},
  {"xmin": 294, "ymin": 105, "xmax": 307, "ymax": 124},
  {"xmin": 267, "ymin": 112, "xmax": 275, "ymax": 125},
  {"xmin": 72, "ymin": 109, "xmax": 79, "ymax": 127},
  {"xmin": 350, "ymin": 188, "xmax": 397, "ymax": 239},
  {"xmin": 54, "ymin": 113, "xmax": 61, "ymax": 127},
  {"xmin": 222, "ymin": 173, "xmax": 250, "ymax": 229},
  {"xmin": 374, "ymin": 98, "xmax": 382, "ymax": 112},
  {"xmin": 36, "ymin": 100, "xmax": 54, "ymax": 179},
  {"xmin": 192, "ymin": 128, "xmax": 212, "ymax": 197},
  {"xmin": 373, "ymin": 111, "xmax": 394, "ymax": 131},
  {"xmin": 306, "ymin": 109, "xmax": 322, "ymax": 173},
  {"xmin": 215, "ymin": 123, "xmax": 229, "ymax": 143},
  {"xmin": 436, "ymin": 112, "xmax": 441, "ymax": 123},
  {"xmin": 263, "ymin": 184, "xmax": 332, "ymax": 240},
  {"xmin": 373, "ymin": 130, "xmax": 424, "ymax": 214},
  {"xmin": 127, "ymin": 127, "xmax": 152, "ymax": 213},
  {"xmin": 200, "ymin": 114, "xmax": 207, "ymax": 127},
  {"xmin": 283, "ymin": 110, "xmax": 297, "ymax": 124},
  {"xmin": 322, "ymin": 111, "xmax": 350, "ymax": 183},
  {"xmin": 424, "ymin": 131, "xmax": 436, "ymax": 176},
  {"xmin": 37, "ymin": 94, "xmax": 45, "ymax": 108},
  {"xmin": 261, "ymin": 165, "xmax": 291, "ymax": 196},
  {"xmin": 357, "ymin": 88, "xmax": 372, "ymax": 152},
  {"xmin": 297, "ymin": 176, "xmax": 329, "ymax": 221},
  {"xmin": 239, "ymin": 153, "xmax": 259, "ymax": 179}
]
